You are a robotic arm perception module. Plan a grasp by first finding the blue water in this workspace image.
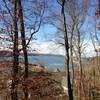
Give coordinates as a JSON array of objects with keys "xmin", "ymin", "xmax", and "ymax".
[{"xmin": 0, "ymin": 54, "xmax": 65, "ymax": 70}]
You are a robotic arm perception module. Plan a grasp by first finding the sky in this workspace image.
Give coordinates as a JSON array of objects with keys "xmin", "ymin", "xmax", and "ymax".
[
  {"xmin": 29, "ymin": 25, "xmax": 97, "ymax": 57},
  {"xmin": 0, "ymin": 0, "xmax": 99, "ymax": 57},
  {"xmin": 28, "ymin": 0, "xmax": 99, "ymax": 57}
]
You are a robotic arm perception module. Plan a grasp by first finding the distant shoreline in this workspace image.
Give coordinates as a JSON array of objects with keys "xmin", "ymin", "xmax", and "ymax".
[{"xmin": 0, "ymin": 50, "xmax": 64, "ymax": 57}]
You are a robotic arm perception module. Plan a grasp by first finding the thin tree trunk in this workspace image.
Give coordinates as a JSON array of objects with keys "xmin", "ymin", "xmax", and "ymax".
[
  {"xmin": 77, "ymin": 29, "xmax": 83, "ymax": 100},
  {"xmin": 18, "ymin": 0, "xmax": 29, "ymax": 99},
  {"xmin": 61, "ymin": 0, "xmax": 73, "ymax": 100},
  {"xmin": 96, "ymin": 51, "xmax": 100, "ymax": 74},
  {"xmin": 18, "ymin": 0, "xmax": 28, "ymax": 79},
  {"xmin": 70, "ymin": 23, "xmax": 75, "ymax": 88},
  {"xmin": 11, "ymin": 0, "xmax": 19, "ymax": 100}
]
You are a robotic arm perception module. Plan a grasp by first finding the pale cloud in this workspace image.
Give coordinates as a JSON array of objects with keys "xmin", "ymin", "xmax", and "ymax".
[
  {"xmin": 84, "ymin": 42, "xmax": 95, "ymax": 57},
  {"xmin": 30, "ymin": 40, "xmax": 98, "ymax": 57},
  {"xmin": 84, "ymin": 42, "xmax": 100, "ymax": 57},
  {"xmin": 0, "ymin": 34, "xmax": 97, "ymax": 57},
  {"xmin": 30, "ymin": 41, "xmax": 65, "ymax": 55}
]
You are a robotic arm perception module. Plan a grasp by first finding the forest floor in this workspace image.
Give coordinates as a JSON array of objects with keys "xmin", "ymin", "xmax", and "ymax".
[
  {"xmin": 0, "ymin": 56, "xmax": 100, "ymax": 100},
  {"xmin": 0, "ymin": 61, "xmax": 67, "ymax": 100}
]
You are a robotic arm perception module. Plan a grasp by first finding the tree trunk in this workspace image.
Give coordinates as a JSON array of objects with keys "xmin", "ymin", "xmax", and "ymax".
[
  {"xmin": 61, "ymin": 0, "xmax": 73, "ymax": 100},
  {"xmin": 70, "ymin": 23, "xmax": 75, "ymax": 88},
  {"xmin": 11, "ymin": 0, "xmax": 19, "ymax": 100},
  {"xmin": 18, "ymin": 0, "xmax": 28, "ymax": 79},
  {"xmin": 77, "ymin": 29, "xmax": 83, "ymax": 100},
  {"xmin": 18, "ymin": 0, "xmax": 29, "ymax": 99}
]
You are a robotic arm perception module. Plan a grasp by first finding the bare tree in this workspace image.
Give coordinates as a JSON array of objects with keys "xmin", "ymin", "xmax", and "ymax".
[
  {"xmin": 17, "ymin": 0, "xmax": 28, "ymax": 79},
  {"xmin": 0, "ymin": 0, "xmax": 19, "ymax": 99},
  {"xmin": 0, "ymin": 0, "xmax": 45, "ymax": 99},
  {"xmin": 17, "ymin": 0, "xmax": 45, "ymax": 79},
  {"xmin": 47, "ymin": 0, "xmax": 89, "ymax": 99},
  {"xmin": 11, "ymin": 1, "xmax": 19, "ymax": 99},
  {"xmin": 61, "ymin": 0, "xmax": 73, "ymax": 99},
  {"xmin": 65, "ymin": 0, "xmax": 89, "ymax": 99}
]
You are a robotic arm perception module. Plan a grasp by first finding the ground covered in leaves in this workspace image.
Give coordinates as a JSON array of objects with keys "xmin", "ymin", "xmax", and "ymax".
[{"xmin": 0, "ymin": 61, "xmax": 67, "ymax": 100}]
